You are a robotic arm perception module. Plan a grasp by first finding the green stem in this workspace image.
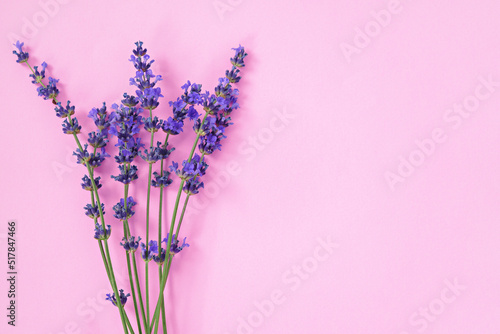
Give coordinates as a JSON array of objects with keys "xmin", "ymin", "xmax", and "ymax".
[
  {"xmin": 155, "ymin": 132, "xmax": 170, "ymax": 334},
  {"xmin": 103, "ymin": 239, "xmax": 130, "ymax": 334},
  {"xmin": 175, "ymin": 195, "xmax": 190, "ymax": 237},
  {"xmin": 145, "ymin": 162, "xmax": 153, "ymax": 324},
  {"xmin": 125, "ymin": 311, "xmax": 136, "ymax": 334},
  {"xmin": 98, "ymin": 241, "xmax": 130, "ymax": 334},
  {"xmin": 85, "ymin": 148, "xmax": 129, "ymax": 334},
  {"xmin": 152, "ymin": 256, "xmax": 173, "ymax": 332},
  {"xmin": 150, "ymin": 112, "xmax": 209, "ymax": 328},
  {"xmin": 126, "ymin": 254, "xmax": 142, "ymax": 334},
  {"xmin": 121, "ymin": 181, "xmax": 143, "ymax": 334},
  {"xmin": 132, "ymin": 253, "xmax": 149, "ymax": 333},
  {"xmin": 145, "ymin": 106, "xmax": 155, "ymax": 325},
  {"xmin": 157, "ymin": 267, "xmax": 167, "ymax": 334}
]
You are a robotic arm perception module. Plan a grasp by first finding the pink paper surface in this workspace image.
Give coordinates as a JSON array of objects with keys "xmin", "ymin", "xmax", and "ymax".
[{"xmin": 2, "ymin": 0, "xmax": 500, "ymax": 333}]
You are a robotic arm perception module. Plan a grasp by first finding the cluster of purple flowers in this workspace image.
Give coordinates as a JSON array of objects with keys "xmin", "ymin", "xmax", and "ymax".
[
  {"xmin": 170, "ymin": 153, "xmax": 208, "ymax": 180},
  {"xmin": 139, "ymin": 141, "xmax": 174, "ymax": 164},
  {"xmin": 12, "ymin": 42, "xmax": 115, "ymax": 241},
  {"xmin": 197, "ymin": 46, "xmax": 246, "ymax": 155},
  {"xmin": 12, "ymin": 41, "xmax": 28, "ymax": 63},
  {"xmin": 151, "ymin": 170, "xmax": 173, "ymax": 188},
  {"xmin": 105, "ymin": 289, "xmax": 130, "ymax": 307},
  {"xmin": 109, "ymin": 100, "xmax": 144, "ymax": 187},
  {"xmin": 140, "ymin": 235, "xmax": 190, "ymax": 264},
  {"xmin": 169, "ymin": 45, "xmax": 247, "ymax": 197},
  {"xmin": 81, "ymin": 175, "xmax": 102, "ymax": 191}
]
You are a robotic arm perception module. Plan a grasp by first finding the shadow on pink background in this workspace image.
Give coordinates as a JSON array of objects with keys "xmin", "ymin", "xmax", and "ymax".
[{"xmin": 2, "ymin": 0, "xmax": 500, "ymax": 333}]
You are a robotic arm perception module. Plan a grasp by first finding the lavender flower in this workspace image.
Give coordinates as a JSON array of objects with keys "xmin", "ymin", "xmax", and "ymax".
[
  {"xmin": 62, "ymin": 118, "xmax": 81, "ymax": 134},
  {"xmin": 12, "ymin": 41, "xmax": 28, "ymax": 63},
  {"xmin": 140, "ymin": 240, "xmax": 158, "ymax": 262},
  {"xmin": 81, "ymin": 175, "xmax": 102, "ymax": 191},
  {"xmin": 162, "ymin": 234, "xmax": 190, "ymax": 255},
  {"xmin": 88, "ymin": 131, "xmax": 108, "ymax": 148},
  {"xmin": 199, "ymin": 128, "xmax": 226, "ymax": 155},
  {"xmin": 121, "ymin": 93, "xmax": 139, "ymax": 107},
  {"xmin": 29, "ymin": 62, "xmax": 47, "ymax": 84},
  {"xmin": 170, "ymin": 153, "xmax": 208, "ymax": 180},
  {"xmin": 112, "ymin": 196, "xmax": 137, "ymax": 220},
  {"xmin": 143, "ymin": 116, "xmax": 163, "ymax": 133},
  {"xmin": 73, "ymin": 144, "xmax": 105, "ymax": 168},
  {"xmin": 105, "ymin": 289, "xmax": 130, "ymax": 307},
  {"xmin": 114, "ymin": 138, "xmax": 144, "ymax": 164},
  {"xmin": 181, "ymin": 81, "xmax": 203, "ymax": 105},
  {"xmin": 170, "ymin": 98, "xmax": 188, "ymax": 119},
  {"xmin": 94, "ymin": 224, "xmax": 111, "ymax": 240},
  {"xmin": 109, "ymin": 104, "xmax": 143, "ymax": 141},
  {"xmin": 37, "ymin": 77, "xmax": 59, "ymax": 101},
  {"xmin": 137, "ymin": 87, "xmax": 163, "ymax": 110},
  {"xmin": 225, "ymin": 66, "xmax": 241, "ymax": 83},
  {"xmin": 140, "ymin": 141, "xmax": 174, "ymax": 164},
  {"xmin": 162, "ymin": 117, "xmax": 184, "ymax": 135},
  {"xmin": 129, "ymin": 41, "xmax": 162, "ymax": 92},
  {"xmin": 73, "ymin": 144, "xmax": 90, "ymax": 164},
  {"xmin": 151, "ymin": 171, "xmax": 173, "ymax": 188},
  {"xmin": 84, "ymin": 203, "xmax": 105, "ymax": 219},
  {"xmin": 121, "ymin": 236, "xmax": 141, "ymax": 253},
  {"xmin": 54, "ymin": 101, "xmax": 75, "ymax": 118},
  {"xmin": 202, "ymin": 94, "xmax": 222, "ymax": 115},
  {"xmin": 193, "ymin": 116, "xmax": 216, "ymax": 136},
  {"xmin": 88, "ymin": 103, "xmax": 112, "ymax": 135},
  {"xmin": 153, "ymin": 248, "xmax": 166, "ymax": 265},
  {"xmin": 187, "ymin": 106, "xmax": 200, "ymax": 120},
  {"xmin": 111, "ymin": 165, "xmax": 138, "ymax": 184},
  {"xmin": 230, "ymin": 44, "xmax": 248, "ymax": 68},
  {"xmin": 183, "ymin": 177, "xmax": 204, "ymax": 195}
]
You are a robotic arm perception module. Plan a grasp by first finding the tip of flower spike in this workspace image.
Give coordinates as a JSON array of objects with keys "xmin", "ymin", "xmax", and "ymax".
[
  {"xmin": 232, "ymin": 44, "xmax": 243, "ymax": 52},
  {"xmin": 13, "ymin": 40, "xmax": 29, "ymax": 63}
]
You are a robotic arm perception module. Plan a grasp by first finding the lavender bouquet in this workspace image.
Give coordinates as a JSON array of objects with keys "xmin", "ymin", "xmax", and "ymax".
[{"xmin": 13, "ymin": 41, "xmax": 247, "ymax": 333}]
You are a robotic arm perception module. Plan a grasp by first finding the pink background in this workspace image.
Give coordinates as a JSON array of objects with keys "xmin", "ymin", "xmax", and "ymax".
[{"xmin": 2, "ymin": 0, "xmax": 500, "ymax": 333}]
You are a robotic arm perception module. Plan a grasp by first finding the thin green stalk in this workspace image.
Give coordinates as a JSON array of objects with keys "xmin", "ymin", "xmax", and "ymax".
[
  {"xmin": 155, "ymin": 132, "xmax": 170, "ymax": 334},
  {"xmin": 123, "ymin": 182, "xmax": 143, "ymax": 334},
  {"xmin": 145, "ymin": 162, "xmax": 153, "ymax": 324},
  {"xmin": 126, "ymin": 254, "xmax": 142, "ymax": 334},
  {"xmin": 84, "ymin": 143, "xmax": 129, "ymax": 333},
  {"xmin": 158, "ymin": 178, "xmax": 167, "ymax": 334},
  {"xmin": 152, "ymin": 256, "xmax": 173, "ymax": 333},
  {"xmin": 150, "ymin": 112, "xmax": 209, "ymax": 328},
  {"xmin": 103, "ymin": 238, "xmax": 130, "ymax": 334},
  {"xmin": 132, "ymin": 253, "xmax": 149, "ymax": 333},
  {"xmin": 98, "ymin": 240, "xmax": 132, "ymax": 334},
  {"xmin": 160, "ymin": 267, "xmax": 167, "ymax": 334},
  {"xmin": 87, "ymin": 158, "xmax": 128, "ymax": 333},
  {"xmin": 99, "ymin": 239, "xmax": 135, "ymax": 334},
  {"xmin": 89, "ymin": 184, "xmax": 128, "ymax": 333},
  {"xmin": 145, "ymin": 106, "xmax": 155, "ymax": 328}
]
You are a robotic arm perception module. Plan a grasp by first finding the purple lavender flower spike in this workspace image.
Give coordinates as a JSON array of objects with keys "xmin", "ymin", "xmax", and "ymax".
[{"xmin": 12, "ymin": 41, "xmax": 29, "ymax": 63}]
